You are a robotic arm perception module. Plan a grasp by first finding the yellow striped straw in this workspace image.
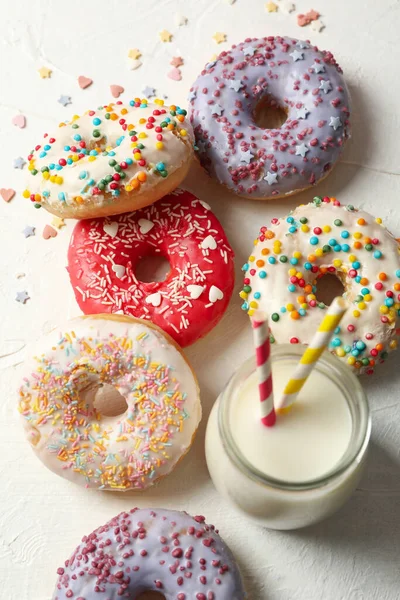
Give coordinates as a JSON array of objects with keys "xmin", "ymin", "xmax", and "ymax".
[{"xmin": 277, "ymin": 296, "xmax": 348, "ymax": 412}]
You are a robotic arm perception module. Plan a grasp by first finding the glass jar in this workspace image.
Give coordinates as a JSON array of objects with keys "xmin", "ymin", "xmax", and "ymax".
[{"xmin": 205, "ymin": 344, "xmax": 371, "ymax": 530}]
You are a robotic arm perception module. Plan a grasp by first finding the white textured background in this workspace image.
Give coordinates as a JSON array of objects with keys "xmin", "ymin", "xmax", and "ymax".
[{"xmin": 1, "ymin": 1, "xmax": 400, "ymax": 598}]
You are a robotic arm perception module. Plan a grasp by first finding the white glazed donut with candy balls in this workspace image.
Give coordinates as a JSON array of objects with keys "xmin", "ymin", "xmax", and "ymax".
[{"xmin": 241, "ymin": 197, "xmax": 400, "ymax": 374}]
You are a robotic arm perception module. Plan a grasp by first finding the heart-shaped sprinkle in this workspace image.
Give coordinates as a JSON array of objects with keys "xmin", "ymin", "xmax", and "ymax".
[
  {"xmin": 201, "ymin": 235, "xmax": 217, "ymax": 250},
  {"xmin": 187, "ymin": 285, "xmax": 205, "ymax": 300},
  {"xmin": 110, "ymin": 84, "xmax": 124, "ymax": 98},
  {"xmin": 145, "ymin": 292, "xmax": 162, "ymax": 307},
  {"xmin": 168, "ymin": 67, "xmax": 182, "ymax": 81},
  {"xmin": 0, "ymin": 188, "xmax": 16, "ymax": 203},
  {"xmin": 112, "ymin": 264, "xmax": 126, "ymax": 278},
  {"xmin": 138, "ymin": 218, "xmax": 154, "ymax": 234},
  {"xmin": 42, "ymin": 225, "xmax": 57, "ymax": 240},
  {"xmin": 12, "ymin": 114, "xmax": 26, "ymax": 128},
  {"xmin": 209, "ymin": 285, "xmax": 224, "ymax": 303},
  {"xmin": 78, "ymin": 75, "xmax": 93, "ymax": 89},
  {"xmin": 103, "ymin": 222, "xmax": 119, "ymax": 237},
  {"xmin": 128, "ymin": 59, "xmax": 142, "ymax": 71}
]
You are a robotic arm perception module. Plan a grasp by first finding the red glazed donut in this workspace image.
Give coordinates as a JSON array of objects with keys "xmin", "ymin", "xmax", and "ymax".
[{"xmin": 68, "ymin": 190, "xmax": 235, "ymax": 347}]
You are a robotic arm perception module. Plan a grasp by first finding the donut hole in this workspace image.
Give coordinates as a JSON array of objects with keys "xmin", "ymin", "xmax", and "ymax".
[
  {"xmin": 135, "ymin": 593, "xmax": 166, "ymax": 600},
  {"xmin": 253, "ymin": 96, "xmax": 288, "ymax": 129},
  {"xmin": 315, "ymin": 273, "xmax": 345, "ymax": 306},
  {"xmin": 93, "ymin": 384, "xmax": 128, "ymax": 417},
  {"xmin": 136, "ymin": 254, "xmax": 171, "ymax": 283}
]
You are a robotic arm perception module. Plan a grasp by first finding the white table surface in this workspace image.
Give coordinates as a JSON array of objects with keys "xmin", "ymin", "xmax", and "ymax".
[{"xmin": 1, "ymin": 1, "xmax": 400, "ymax": 598}]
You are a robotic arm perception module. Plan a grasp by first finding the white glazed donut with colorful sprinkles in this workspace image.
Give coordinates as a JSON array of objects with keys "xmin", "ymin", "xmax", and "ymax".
[
  {"xmin": 18, "ymin": 314, "xmax": 201, "ymax": 490},
  {"xmin": 241, "ymin": 197, "xmax": 400, "ymax": 374},
  {"xmin": 24, "ymin": 98, "xmax": 194, "ymax": 219},
  {"xmin": 189, "ymin": 36, "xmax": 350, "ymax": 199},
  {"xmin": 53, "ymin": 508, "xmax": 246, "ymax": 599}
]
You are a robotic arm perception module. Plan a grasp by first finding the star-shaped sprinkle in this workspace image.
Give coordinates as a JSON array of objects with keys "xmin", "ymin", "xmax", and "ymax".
[
  {"xmin": 312, "ymin": 61, "xmax": 325, "ymax": 73},
  {"xmin": 290, "ymin": 50, "xmax": 304, "ymax": 62},
  {"xmin": 142, "ymin": 86, "xmax": 156, "ymax": 98},
  {"xmin": 296, "ymin": 40, "xmax": 309, "ymax": 49},
  {"xmin": 329, "ymin": 116, "xmax": 342, "ymax": 131},
  {"xmin": 175, "ymin": 13, "xmax": 188, "ymax": 26},
  {"xmin": 243, "ymin": 46, "xmax": 256, "ymax": 56},
  {"xmin": 306, "ymin": 9, "xmax": 320, "ymax": 20},
  {"xmin": 188, "ymin": 90, "xmax": 197, "ymax": 102},
  {"xmin": 264, "ymin": 171, "xmax": 279, "ymax": 185},
  {"xmin": 159, "ymin": 30, "xmax": 172, "ymax": 42},
  {"xmin": 22, "ymin": 225, "xmax": 35, "ymax": 238},
  {"xmin": 311, "ymin": 19, "xmax": 325, "ymax": 32},
  {"xmin": 51, "ymin": 216, "xmax": 66, "ymax": 229},
  {"xmin": 295, "ymin": 143, "xmax": 309, "ymax": 157},
  {"xmin": 58, "ymin": 95, "xmax": 71, "ymax": 107},
  {"xmin": 16, "ymin": 291, "xmax": 29, "ymax": 304},
  {"xmin": 265, "ymin": 2, "xmax": 278, "ymax": 12},
  {"xmin": 38, "ymin": 66, "xmax": 51, "ymax": 78},
  {"xmin": 128, "ymin": 48, "xmax": 141, "ymax": 59},
  {"xmin": 296, "ymin": 107, "xmax": 309, "ymax": 120},
  {"xmin": 319, "ymin": 79, "xmax": 332, "ymax": 94},
  {"xmin": 282, "ymin": 2, "xmax": 295, "ymax": 13},
  {"xmin": 213, "ymin": 32, "xmax": 226, "ymax": 44},
  {"xmin": 13, "ymin": 156, "xmax": 26, "ymax": 169},
  {"xmin": 211, "ymin": 104, "xmax": 224, "ymax": 116},
  {"xmin": 240, "ymin": 150, "xmax": 254, "ymax": 164},
  {"xmin": 170, "ymin": 56, "xmax": 184, "ymax": 67},
  {"xmin": 229, "ymin": 79, "xmax": 243, "ymax": 92}
]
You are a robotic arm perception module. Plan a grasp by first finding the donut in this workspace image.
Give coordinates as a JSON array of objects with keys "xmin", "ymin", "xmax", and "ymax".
[
  {"xmin": 67, "ymin": 190, "xmax": 235, "ymax": 347},
  {"xmin": 53, "ymin": 508, "xmax": 246, "ymax": 599},
  {"xmin": 188, "ymin": 36, "xmax": 350, "ymax": 200},
  {"xmin": 18, "ymin": 314, "xmax": 201, "ymax": 490},
  {"xmin": 23, "ymin": 98, "xmax": 194, "ymax": 219},
  {"xmin": 241, "ymin": 197, "xmax": 400, "ymax": 374}
]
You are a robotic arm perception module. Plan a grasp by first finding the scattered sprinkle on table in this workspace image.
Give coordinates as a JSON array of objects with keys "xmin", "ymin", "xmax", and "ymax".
[
  {"xmin": 42, "ymin": 224, "xmax": 57, "ymax": 239},
  {"xmin": 159, "ymin": 29, "xmax": 172, "ymax": 42},
  {"xmin": 128, "ymin": 48, "xmax": 141, "ymax": 59},
  {"xmin": 265, "ymin": 1, "xmax": 278, "ymax": 12},
  {"xmin": 128, "ymin": 59, "xmax": 142, "ymax": 70},
  {"xmin": 58, "ymin": 95, "xmax": 71, "ymax": 107},
  {"xmin": 307, "ymin": 9, "xmax": 320, "ymax": 20},
  {"xmin": 213, "ymin": 32, "xmax": 227, "ymax": 44},
  {"xmin": 12, "ymin": 114, "xmax": 26, "ymax": 128},
  {"xmin": 297, "ymin": 9, "xmax": 320, "ymax": 26},
  {"xmin": 22, "ymin": 225, "xmax": 35, "ymax": 238},
  {"xmin": 110, "ymin": 84, "xmax": 124, "ymax": 98},
  {"xmin": 0, "ymin": 188, "xmax": 15, "ymax": 202},
  {"xmin": 171, "ymin": 56, "xmax": 184, "ymax": 67},
  {"xmin": 175, "ymin": 13, "xmax": 188, "ymax": 26},
  {"xmin": 38, "ymin": 66, "xmax": 52, "ymax": 79},
  {"xmin": 78, "ymin": 75, "xmax": 93, "ymax": 89},
  {"xmin": 168, "ymin": 67, "xmax": 182, "ymax": 81},
  {"xmin": 142, "ymin": 85, "xmax": 156, "ymax": 98},
  {"xmin": 225, "ymin": 0, "xmax": 236, "ymax": 4},
  {"xmin": 51, "ymin": 216, "xmax": 66, "ymax": 229},
  {"xmin": 311, "ymin": 19, "xmax": 325, "ymax": 32},
  {"xmin": 282, "ymin": 1, "xmax": 295, "ymax": 13},
  {"xmin": 13, "ymin": 157, "xmax": 26, "ymax": 169},
  {"xmin": 16, "ymin": 291, "xmax": 29, "ymax": 304}
]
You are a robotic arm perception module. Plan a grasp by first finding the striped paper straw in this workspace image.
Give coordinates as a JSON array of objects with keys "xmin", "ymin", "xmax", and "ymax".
[
  {"xmin": 251, "ymin": 311, "xmax": 276, "ymax": 427},
  {"xmin": 277, "ymin": 296, "xmax": 348, "ymax": 412}
]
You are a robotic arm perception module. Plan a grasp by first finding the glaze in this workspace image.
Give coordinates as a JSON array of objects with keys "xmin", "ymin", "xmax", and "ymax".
[
  {"xmin": 189, "ymin": 36, "xmax": 350, "ymax": 199},
  {"xmin": 241, "ymin": 197, "xmax": 400, "ymax": 374},
  {"xmin": 18, "ymin": 315, "xmax": 201, "ymax": 490},
  {"xmin": 67, "ymin": 190, "xmax": 235, "ymax": 347}
]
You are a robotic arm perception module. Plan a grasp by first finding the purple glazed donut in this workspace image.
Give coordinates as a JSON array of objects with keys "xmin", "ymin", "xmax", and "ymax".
[
  {"xmin": 188, "ymin": 36, "xmax": 351, "ymax": 199},
  {"xmin": 53, "ymin": 508, "xmax": 246, "ymax": 599}
]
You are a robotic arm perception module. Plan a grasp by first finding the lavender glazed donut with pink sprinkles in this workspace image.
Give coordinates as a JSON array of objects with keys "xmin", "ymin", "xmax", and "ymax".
[
  {"xmin": 189, "ymin": 36, "xmax": 351, "ymax": 199},
  {"xmin": 53, "ymin": 508, "xmax": 246, "ymax": 599}
]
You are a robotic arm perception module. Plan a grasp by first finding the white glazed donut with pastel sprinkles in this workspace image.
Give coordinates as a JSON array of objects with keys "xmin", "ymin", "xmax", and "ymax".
[
  {"xmin": 189, "ymin": 36, "xmax": 350, "ymax": 200},
  {"xmin": 18, "ymin": 314, "xmax": 201, "ymax": 490},
  {"xmin": 241, "ymin": 197, "xmax": 400, "ymax": 374},
  {"xmin": 24, "ymin": 98, "xmax": 194, "ymax": 219}
]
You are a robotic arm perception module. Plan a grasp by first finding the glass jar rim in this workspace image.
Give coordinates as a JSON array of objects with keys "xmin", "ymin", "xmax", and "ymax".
[{"xmin": 218, "ymin": 344, "xmax": 371, "ymax": 492}]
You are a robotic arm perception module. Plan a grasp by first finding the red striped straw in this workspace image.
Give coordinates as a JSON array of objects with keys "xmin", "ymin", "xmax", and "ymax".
[{"xmin": 251, "ymin": 310, "xmax": 276, "ymax": 427}]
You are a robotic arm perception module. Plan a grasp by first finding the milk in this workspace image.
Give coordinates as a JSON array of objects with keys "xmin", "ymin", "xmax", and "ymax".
[
  {"xmin": 230, "ymin": 364, "xmax": 352, "ymax": 483},
  {"xmin": 205, "ymin": 345, "xmax": 370, "ymax": 530}
]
